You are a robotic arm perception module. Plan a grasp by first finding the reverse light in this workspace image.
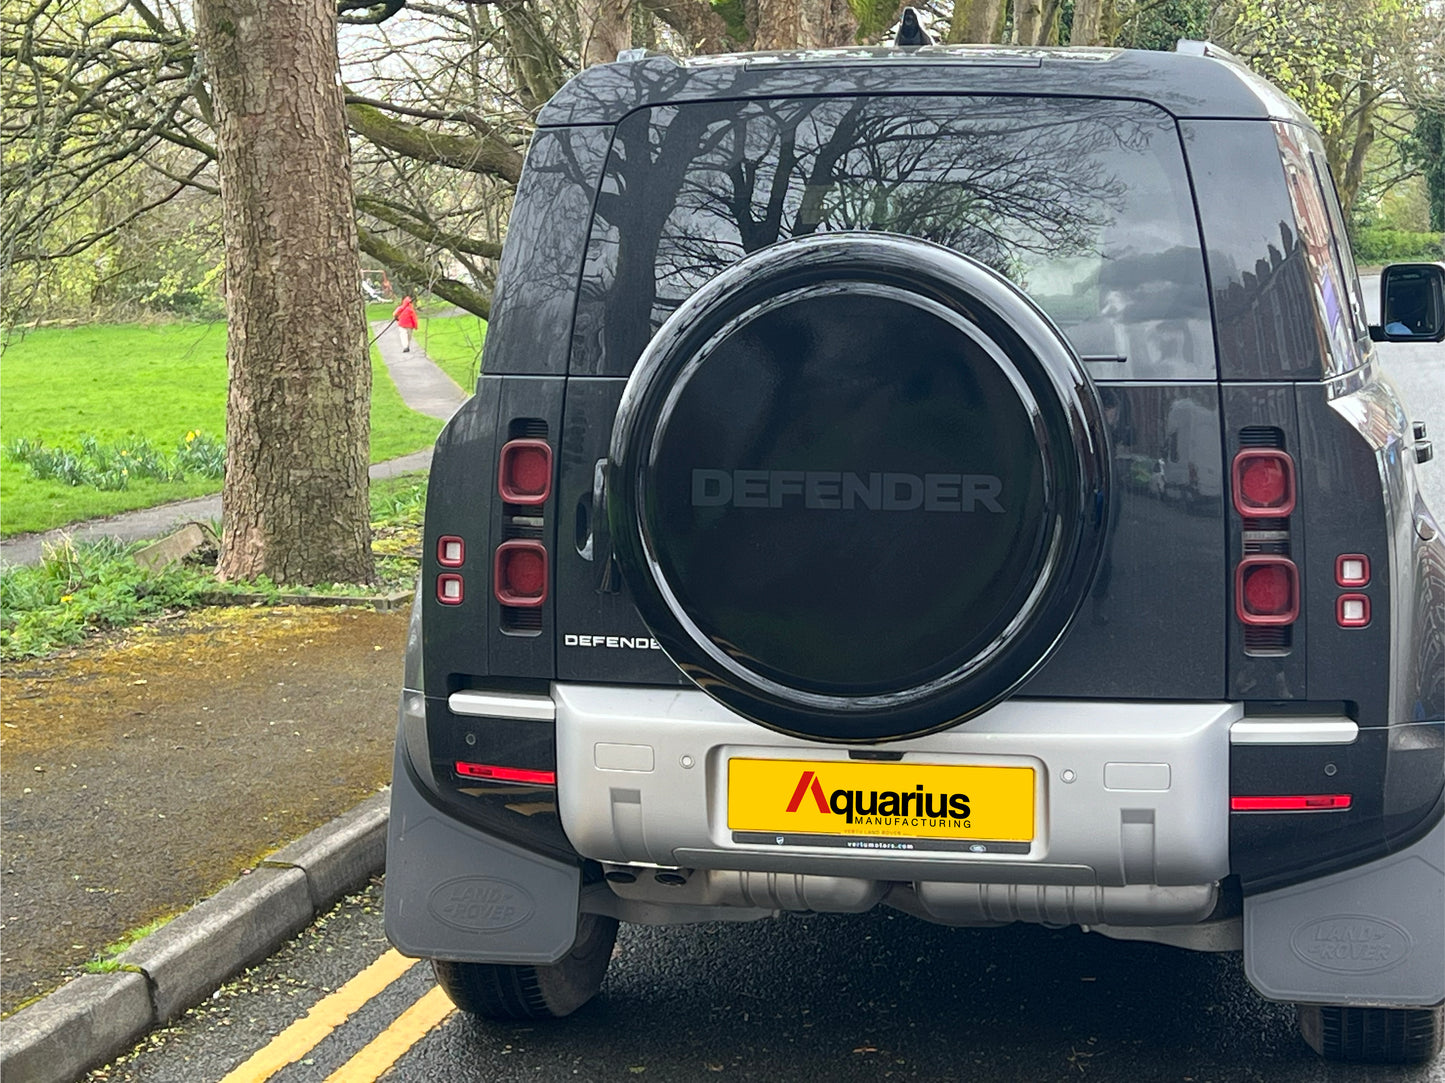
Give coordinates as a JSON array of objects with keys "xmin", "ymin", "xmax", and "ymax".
[
  {"xmin": 437, "ymin": 574, "xmax": 464, "ymax": 605},
  {"xmin": 1337, "ymin": 593, "xmax": 1371, "ymax": 628},
  {"xmin": 1235, "ymin": 556, "xmax": 1299, "ymax": 625},
  {"xmin": 455, "ymin": 761, "xmax": 556, "ymax": 785},
  {"xmin": 494, "ymin": 540, "xmax": 548, "ymax": 607},
  {"xmin": 498, "ymin": 439, "xmax": 553, "ymax": 504},
  {"xmin": 1231, "ymin": 794, "xmax": 1352, "ymax": 811},
  {"xmin": 1232, "ymin": 449, "xmax": 1296, "ymax": 517}
]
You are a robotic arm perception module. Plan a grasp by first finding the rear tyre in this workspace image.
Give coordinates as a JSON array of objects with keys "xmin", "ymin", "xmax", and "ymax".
[
  {"xmin": 1296, "ymin": 1003, "xmax": 1445, "ymax": 1064},
  {"xmin": 431, "ymin": 914, "xmax": 618, "ymax": 1020}
]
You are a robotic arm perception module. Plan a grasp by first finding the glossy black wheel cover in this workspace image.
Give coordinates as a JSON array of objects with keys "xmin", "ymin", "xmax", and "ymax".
[{"xmin": 609, "ymin": 234, "xmax": 1109, "ymax": 742}]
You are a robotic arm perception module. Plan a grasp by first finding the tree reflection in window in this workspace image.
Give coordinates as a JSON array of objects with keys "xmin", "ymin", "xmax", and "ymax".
[{"xmin": 574, "ymin": 94, "xmax": 1213, "ymax": 378}]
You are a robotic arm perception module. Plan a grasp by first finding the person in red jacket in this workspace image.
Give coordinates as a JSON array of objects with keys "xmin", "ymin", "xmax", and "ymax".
[{"xmin": 394, "ymin": 295, "xmax": 419, "ymax": 353}]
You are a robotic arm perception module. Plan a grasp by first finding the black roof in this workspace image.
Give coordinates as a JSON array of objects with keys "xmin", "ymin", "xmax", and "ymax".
[{"xmin": 537, "ymin": 43, "xmax": 1312, "ymax": 127}]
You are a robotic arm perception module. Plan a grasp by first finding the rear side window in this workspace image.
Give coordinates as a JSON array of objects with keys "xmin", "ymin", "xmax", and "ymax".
[
  {"xmin": 1274, "ymin": 122, "xmax": 1367, "ymax": 377},
  {"xmin": 572, "ymin": 95, "xmax": 1214, "ymax": 379}
]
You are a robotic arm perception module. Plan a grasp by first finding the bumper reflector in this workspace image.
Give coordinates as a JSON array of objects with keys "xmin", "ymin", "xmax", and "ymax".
[
  {"xmin": 455, "ymin": 761, "xmax": 556, "ymax": 785},
  {"xmin": 1231, "ymin": 794, "xmax": 1352, "ymax": 811}
]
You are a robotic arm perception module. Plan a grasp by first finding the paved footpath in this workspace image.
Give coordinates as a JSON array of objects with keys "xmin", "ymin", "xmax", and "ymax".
[{"xmin": 0, "ymin": 327, "xmax": 466, "ymax": 567}]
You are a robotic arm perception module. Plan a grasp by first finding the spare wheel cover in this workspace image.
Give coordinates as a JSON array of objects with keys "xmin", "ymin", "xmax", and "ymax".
[{"xmin": 608, "ymin": 233, "xmax": 1108, "ymax": 743}]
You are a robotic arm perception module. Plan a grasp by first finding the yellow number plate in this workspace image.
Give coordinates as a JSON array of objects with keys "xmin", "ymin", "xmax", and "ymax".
[{"xmin": 728, "ymin": 759, "xmax": 1034, "ymax": 843}]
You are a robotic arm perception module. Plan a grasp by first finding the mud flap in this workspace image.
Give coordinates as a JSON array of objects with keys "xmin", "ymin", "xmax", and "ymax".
[
  {"xmin": 384, "ymin": 742, "xmax": 581, "ymax": 966},
  {"xmin": 1244, "ymin": 812, "xmax": 1445, "ymax": 1008}
]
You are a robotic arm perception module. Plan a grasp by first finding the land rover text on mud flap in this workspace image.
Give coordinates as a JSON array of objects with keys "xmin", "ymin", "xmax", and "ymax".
[{"xmin": 384, "ymin": 35, "xmax": 1445, "ymax": 1063}]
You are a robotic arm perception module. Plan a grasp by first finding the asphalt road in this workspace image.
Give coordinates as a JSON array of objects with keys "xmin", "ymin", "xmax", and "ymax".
[{"xmin": 89, "ymin": 881, "xmax": 1444, "ymax": 1083}]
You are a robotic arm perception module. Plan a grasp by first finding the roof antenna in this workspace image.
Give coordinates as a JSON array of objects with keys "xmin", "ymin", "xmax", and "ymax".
[{"xmin": 894, "ymin": 7, "xmax": 932, "ymax": 46}]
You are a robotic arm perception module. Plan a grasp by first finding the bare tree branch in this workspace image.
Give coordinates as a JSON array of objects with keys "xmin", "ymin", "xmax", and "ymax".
[
  {"xmin": 357, "ymin": 195, "xmax": 504, "ymax": 258},
  {"xmin": 346, "ymin": 100, "xmax": 523, "ymax": 183},
  {"xmin": 358, "ymin": 226, "xmax": 492, "ymax": 317}
]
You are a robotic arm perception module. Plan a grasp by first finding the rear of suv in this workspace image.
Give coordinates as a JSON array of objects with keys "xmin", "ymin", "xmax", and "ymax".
[{"xmin": 384, "ymin": 37, "xmax": 1445, "ymax": 1064}]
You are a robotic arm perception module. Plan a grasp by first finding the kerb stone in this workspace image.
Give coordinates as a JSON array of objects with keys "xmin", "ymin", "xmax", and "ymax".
[
  {"xmin": 263, "ymin": 789, "xmax": 389, "ymax": 910},
  {"xmin": 116, "ymin": 866, "xmax": 312, "ymax": 1022},
  {"xmin": 0, "ymin": 971, "xmax": 152, "ymax": 1083}
]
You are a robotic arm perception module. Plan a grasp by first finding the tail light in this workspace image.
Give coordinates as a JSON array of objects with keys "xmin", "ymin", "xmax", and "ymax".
[
  {"xmin": 494, "ymin": 541, "xmax": 548, "ymax": 606},
  {"xmin": 498, "ymin": 439, "xmax": 553, "ymax": 505},
  {"xmin": 494, "ymin": 425, "xmax": 554, "ymax": 633},
  {"xmin": 1232, "ymin": 449, "xmax": 1296, "ymax": 516},
  {"xmin": 1235, "ymin": 556, "xmax": 1299, "ymax": 625},
  {"xmin": 1232, "ymin": 437, "xmax": 1300, "ymax": 650}
]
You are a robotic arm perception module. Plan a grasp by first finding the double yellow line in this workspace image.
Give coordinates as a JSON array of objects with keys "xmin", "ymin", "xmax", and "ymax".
[{"xmin": 219, "ymin": 949, "xmax": 454, "ymax": 1083}]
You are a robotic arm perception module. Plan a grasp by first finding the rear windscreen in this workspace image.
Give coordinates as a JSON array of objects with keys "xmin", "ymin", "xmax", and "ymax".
[{"xmin": 571, "ymin": 95, "xmax": 1214, "ymax": 379}]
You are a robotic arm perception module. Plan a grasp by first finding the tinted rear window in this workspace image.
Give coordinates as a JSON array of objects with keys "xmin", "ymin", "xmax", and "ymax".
[{"xmin": 572, "ymin": 95, "xmax": 1214, "ymax": 379}]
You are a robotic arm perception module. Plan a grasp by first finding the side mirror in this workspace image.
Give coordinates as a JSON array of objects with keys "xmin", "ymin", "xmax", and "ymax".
[{"xmin": 1369, "ymin": 262, "xmax": 1445, "ymax": 343}]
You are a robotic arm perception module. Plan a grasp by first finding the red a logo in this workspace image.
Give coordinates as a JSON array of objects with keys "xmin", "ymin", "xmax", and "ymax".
[{"xmin": 785, "ymin": 770, "xmax": 830, "ymax": 813}]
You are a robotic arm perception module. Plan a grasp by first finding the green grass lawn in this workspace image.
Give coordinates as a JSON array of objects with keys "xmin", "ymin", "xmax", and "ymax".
[
  {"xmin": 1, "ymin": 322, "xmax": 441, "ymax": 536},
  {"xmin": 418, "ymin": 313, "xmax": 487, "ymax": 391}
]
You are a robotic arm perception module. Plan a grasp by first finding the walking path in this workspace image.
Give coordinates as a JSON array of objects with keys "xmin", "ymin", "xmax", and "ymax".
[{"xmin": 0, "ymin": 327, "xmax": 466, "ymax": 567}]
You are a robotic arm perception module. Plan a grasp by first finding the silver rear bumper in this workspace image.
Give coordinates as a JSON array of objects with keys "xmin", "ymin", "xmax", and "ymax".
[{"xmin": 554, "ymin": 686, "xmax": 1239, "ymax": 892}]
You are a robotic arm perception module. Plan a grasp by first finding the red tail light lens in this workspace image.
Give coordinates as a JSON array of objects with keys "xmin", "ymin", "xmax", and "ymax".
[
  {"xmin": 494, "ymin": 540, "xmax": 548, "ymax": 607},
  {"xmin": 498, "ymin": 439, "xmax": 553, "ymax": 504},
  {"xmin": 1235, "ymin": 556, "xmax": 1299, "ymax": 625},
  {"xmin": 1232, "ymin": 449, "xmax": 1296, "ymax": 516}
]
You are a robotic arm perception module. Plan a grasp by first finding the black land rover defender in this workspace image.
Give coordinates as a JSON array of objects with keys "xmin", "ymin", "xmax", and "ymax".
[{"xmin": 384, "ymin": 36, "xmax": 1445, "ymax": 1064}]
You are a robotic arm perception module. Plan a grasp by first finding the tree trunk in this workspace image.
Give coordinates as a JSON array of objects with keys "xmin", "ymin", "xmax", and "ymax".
[
  {"xmin": 637, "ymin": 0, "xmax": 736, "ymax": 52},
  {"xmin": 1338, "ymin": 66, "xmax": 1378, "ymax": 217},
  {"xmin": 1069, "ymin": 0, "xmax": 1103, "ymax": 44},
  {"xmin": 1013, "ymin": 0, "xmax": 1043, "ymax": 44},
  {"xmin": 947, "ymin": 0, "xmax": 1006, "ymax": 42},
  {"xmin": 752, "ymin": 0, "xmax": 857, "ymax": 49},
  {"xmin": 579, "ymin": 0, "xmax": 634, "ymax": 66},
  {"xmin": 195, "ymin": 0, "xmax": 374, "ymax": 585}
]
